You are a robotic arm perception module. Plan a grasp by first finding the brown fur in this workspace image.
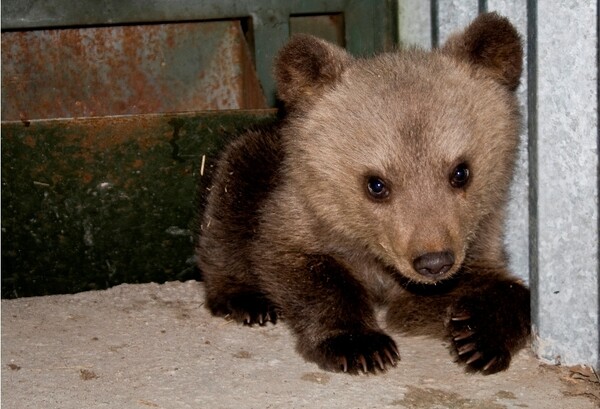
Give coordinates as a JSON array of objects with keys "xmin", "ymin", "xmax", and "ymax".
[{"xmin": 197, "ymin": 12, "xmax": 530, "ymax": 375}]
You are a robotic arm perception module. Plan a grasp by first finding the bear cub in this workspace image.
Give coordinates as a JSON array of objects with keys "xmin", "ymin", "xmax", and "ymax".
[{"xmin": 197, "ymin": 12, "xmax": 530, "ymax": 375}]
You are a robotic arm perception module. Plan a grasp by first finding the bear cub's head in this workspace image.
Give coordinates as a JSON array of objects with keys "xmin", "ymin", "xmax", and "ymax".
[{"xmin": 274, "ymin": 13, "xmax": 523, "ymax": 284}]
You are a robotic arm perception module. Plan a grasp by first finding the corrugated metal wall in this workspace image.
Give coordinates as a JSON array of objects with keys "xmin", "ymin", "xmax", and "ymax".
[{"xmin": 400, "ymin": 0, "xmax": 599, "ymax": 371}]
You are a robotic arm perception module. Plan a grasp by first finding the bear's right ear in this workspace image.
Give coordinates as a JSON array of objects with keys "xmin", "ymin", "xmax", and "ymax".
[
  {"xmin": 441, "ymin": 12, "xmax": 523, "ymax": 91},
  {"xmin": 274, "ymin": 34, "xmax": 352, "ymax": 109}
]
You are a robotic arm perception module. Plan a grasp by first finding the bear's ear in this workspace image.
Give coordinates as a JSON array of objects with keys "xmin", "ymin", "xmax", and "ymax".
[
  {"xmin": 274, "ymin": 34, "xmax": 352, "ymax": 109},
  {"xmin": 441, "ymin": 12, "xmax": 523, "ymax": 91}
]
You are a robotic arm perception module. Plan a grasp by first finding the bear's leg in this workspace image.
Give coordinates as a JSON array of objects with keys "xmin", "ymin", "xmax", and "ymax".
[
  {"xmin": 200, "ymin": 237, "xmax": 278, "ymax": 326},
  {"xmin": 270, "ymin": 255, "xmax": 400, "ymax": 374},
  {"xmin": 447, "ymin": 271, "xmax": 530, "ymax": 374}
]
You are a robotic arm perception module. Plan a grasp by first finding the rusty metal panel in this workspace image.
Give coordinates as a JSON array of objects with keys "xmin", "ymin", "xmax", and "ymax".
[
  {"xmin": 1, "ymin": 110, "xmax": 277, "ymax": 298},
  {"xmin": 1, "ymin": 21, "xmax": 267, "ymax": 121},
  {"xmin": 1, "ymin": 0, "xmax": 399, "ymax": 107}
]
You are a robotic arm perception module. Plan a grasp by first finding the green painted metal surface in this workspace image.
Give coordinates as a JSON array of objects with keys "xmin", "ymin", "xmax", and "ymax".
[
  {"xmin": 1, "ymin": 110, "xmax": 277, "ymax": 298},
  {"xmin": 290, "ymin": 14, "xmax": 346, "ymax": 47}
]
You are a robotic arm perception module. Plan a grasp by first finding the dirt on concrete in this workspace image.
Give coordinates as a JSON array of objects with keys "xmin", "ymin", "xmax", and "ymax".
[{"xmin": 2, "ymin": 281, "xmax": 599, "ymax": 409}]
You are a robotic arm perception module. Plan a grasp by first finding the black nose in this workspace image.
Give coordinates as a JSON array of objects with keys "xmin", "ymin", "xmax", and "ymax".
[{"xmin": 412, "ymin": 251, "xmax": 455, "ymax": 277}]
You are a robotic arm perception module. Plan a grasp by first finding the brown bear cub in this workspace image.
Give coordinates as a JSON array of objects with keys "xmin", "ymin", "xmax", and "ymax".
[{"xmin": 197, "ymin": 12, "xmax": 530, "ymax": 375}]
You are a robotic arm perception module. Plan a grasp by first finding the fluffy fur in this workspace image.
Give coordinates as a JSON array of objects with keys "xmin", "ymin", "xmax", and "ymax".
[{"xmin": 197, "ymin": 12, "xmax": 530, "ymax": 375}]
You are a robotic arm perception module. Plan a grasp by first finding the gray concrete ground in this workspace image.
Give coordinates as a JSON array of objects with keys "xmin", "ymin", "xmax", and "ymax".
[{"xmin": 2, "ymin": 281, "xmax": 599, "ymax": 409}]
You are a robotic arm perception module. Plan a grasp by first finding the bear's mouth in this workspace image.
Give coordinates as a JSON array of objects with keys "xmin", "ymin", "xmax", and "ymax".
[
  {"xmin": 386, "ymin": 264, "xmax": 461, "ymax": 294},
  {"xmin": 385, "ymin": 262, "xmax": 457, "ymax": 285}
]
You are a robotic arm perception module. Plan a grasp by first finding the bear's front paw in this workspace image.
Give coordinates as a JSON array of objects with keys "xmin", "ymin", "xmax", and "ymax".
[
  {"xmin": 448, "ymin": 283, "xmax": 529, "ymax": 374},
  {"xmin": 449, "ymin": 306, "xmax": 512, "ymax": 374},
  {"xmin": 309, "ymin": 331, "xmax": 400, "ymax": 374},
  {"xmin": 208, "ymin": 292, "xmax": 277, "ymax": 326}
]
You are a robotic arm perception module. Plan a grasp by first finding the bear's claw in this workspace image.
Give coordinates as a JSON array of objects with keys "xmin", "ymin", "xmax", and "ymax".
[
  {"xmin": 209, "ymin": 292, "xmax": 278, "ymax": 326},
  {"xmin": 449, "ymin": 305, "xmax": 512, "ymax": 374},
  {"xmin": 451, "ymin": 312, "xmax": 472, "ymax": 321},
  {"xmin": 312, "ymin": 331, "xmax": 400, "ymax": 374},
  {"xmin": 453, "ymin": 330, "xmax": 475, "ymax": 341},
  {"xmin": 457, "ymin": 342, "xmax": 477, "ymax": 355}
]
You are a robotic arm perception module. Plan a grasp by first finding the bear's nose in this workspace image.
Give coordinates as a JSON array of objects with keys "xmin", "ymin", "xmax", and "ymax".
[{"xmin": 412, "ymin": 251, "xmax": 455, "ymax": 277}]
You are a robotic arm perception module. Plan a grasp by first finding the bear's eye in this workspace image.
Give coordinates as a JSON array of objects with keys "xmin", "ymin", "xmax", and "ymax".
[
  {"xmin": 366, "ymin": 176, "xmax": 389, "ymax": 199},
  {"xmin": 449, "ymin": 163, "xmax": 470, "ymax": 188}
]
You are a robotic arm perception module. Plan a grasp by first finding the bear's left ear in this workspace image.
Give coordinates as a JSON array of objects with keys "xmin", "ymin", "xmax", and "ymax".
[
  {"xmin": 274, "ymin": 34, "xmax": 353, "ymax": 109},
  {"xmin": 441, "ymin": 12, "xmax": 523, "ymax": 91}
]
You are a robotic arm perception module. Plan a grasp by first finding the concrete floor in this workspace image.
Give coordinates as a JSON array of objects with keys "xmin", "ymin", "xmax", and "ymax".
[{"xmin": 2, "ymin": 281, "xmax": 599, "ymax": 409}]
